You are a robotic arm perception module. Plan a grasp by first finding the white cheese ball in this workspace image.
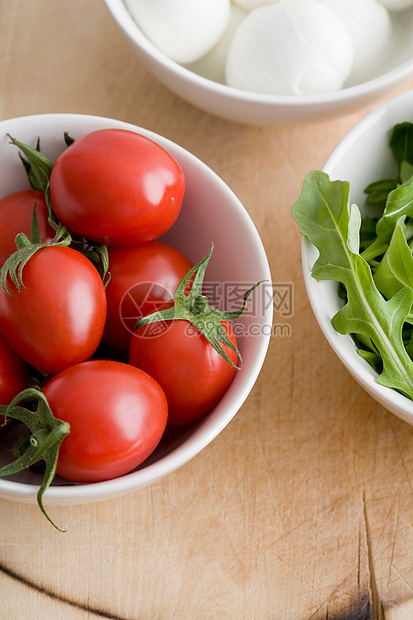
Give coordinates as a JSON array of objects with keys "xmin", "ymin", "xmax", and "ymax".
[
  {"xmin": 225, "ymin": 1, "xmax": 354, "ymax": 96},
  {"xmin": 232, "ymin": 0, "xmax": 281, "ymax": 10},
  {"xmin": 322, "ymin": 0, "xmax": 391, "ymax": 70},
  {"xmin": 184, "ymin": 5, "xmax": 247, "ymax": 84},
  {"xmin": 378, "ymin": 0, "xmax": 413, "ymax": 10},
  {"xmin": 124, "ymin": 0, "xmax": 231, "ymax": 64}
]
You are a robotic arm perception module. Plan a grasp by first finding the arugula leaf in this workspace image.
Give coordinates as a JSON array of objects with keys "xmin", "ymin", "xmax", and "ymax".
[
  {"xmin": 364, "ymin": 122, "xmax": 413, "ymax": 220},
  {"xmin": 364, "ymin": 178, "xmax": 398, "ymax": 207},
  {"xmin": 373, "ymin": 215, "xmax": 413, "ymax": 325},
  {"xmin": 292, "ymin": 170, "xmax": 413, "ymax": 399},
  {"xmin": 361, "ymin": 174, "xmax": 413, "ymax": 263},
  {"xmin": 357, "ymin": 348, "xmax": 382, "ymax": 372},
  {"xmin": 390, "ymin": 122, "xmax": 413, "ymax": 172},
  {"xmin": 406, "ymin": 333, "xmax": 413, "ymax": 360},
  {"xmin": 400, "ymin": 161, "xmax": 413, "ymax": 185}
]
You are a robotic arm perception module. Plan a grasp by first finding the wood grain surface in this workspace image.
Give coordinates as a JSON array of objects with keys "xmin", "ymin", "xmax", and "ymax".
[{"xmin": 1, "ymin": 2, "xmax": 413, "ymax": 619}]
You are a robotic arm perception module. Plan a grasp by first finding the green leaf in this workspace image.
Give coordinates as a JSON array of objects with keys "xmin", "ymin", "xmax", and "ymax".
[
  {"xmin": 406, "ymin": 332, "xmax": 413, "ymax": 360},
  {"xmin": 359, "ymin": 216, "xmax": 379, "ymax": 254},
  {"xmin": 292, "ymin": 170, "xmax": 413, "ymax": 399},
  {"xmin": 357, "ymin": 348, "xmax": 382, "ymax": 372},
  {"xmin": 361, "ymin": 174, "xmax": 413, "ymax": 263},
  {"xmin": 400, "ymin": 161, "xmax": 413, "ymax": 185},
  {"xmin": 364, "ymin": 178, "xmax": 399, "ymax": 207},
  {"xmin": 390, "ymin": 122, "xmax": 413, "ymax": 171},
  {"xmin": 373, "ymin": 217, "xmax": 413, "ymax": 305},
  {"xmin": 362, "ymin": 123, "xmax": 413, "ymax": 245}
]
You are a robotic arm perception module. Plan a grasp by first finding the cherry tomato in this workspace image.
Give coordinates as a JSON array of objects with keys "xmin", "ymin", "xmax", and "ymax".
[
  {"xmin": 42, "ymin": 359, "xmax": 168, "ymax": 482},
  {"xmin": 0, "ymin": 190, "xmax": 55, "ymax": 266},
  {"xmin": 103, "ymin": 241, "xmax": 193, "ymax": 353},
  {"xmin": 49, "ymin": 129, "xmax": 185, "ymax": 246},
  {"xmin": 0, "ymin": 246, "xmax": 107, "ymax": 373},
  {"xmin": 129, "ymin": 303, "xmax": 238, "ymax": 425},
  {"xmin": 0, "ymin": 332, "xmax": 29, "ymax": 427}
]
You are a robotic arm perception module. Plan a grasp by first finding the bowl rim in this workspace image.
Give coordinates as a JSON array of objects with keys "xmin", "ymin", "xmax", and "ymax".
[
  {"xmin": 103, "ymin": 0, "xmax": 413, "ymax": 107},
  {"xmin": 0, "ymin": 112, "xmax": 273, "ymax": 503},
  {"xmin": 301, "ymin": 88, "xmax": 413, "ymax": 424}
]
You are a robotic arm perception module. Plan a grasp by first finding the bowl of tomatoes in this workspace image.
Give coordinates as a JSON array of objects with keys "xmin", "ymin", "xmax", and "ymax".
[{"xmin": 0, "ymin": 113, "xmax": 272, "ymax": 525}]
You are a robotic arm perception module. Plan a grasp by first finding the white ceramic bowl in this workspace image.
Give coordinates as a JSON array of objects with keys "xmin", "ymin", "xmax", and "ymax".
[
  {"xmin": 0, "ymin": 113, "xmax": 272, "ymax": 505},
  {"xmin": 102, "ymin": 0, "xmax": 413, "ymax": 126},
  {"xmin": 301, "ymin": 88, "xmax": 413, "ymax": 425}
]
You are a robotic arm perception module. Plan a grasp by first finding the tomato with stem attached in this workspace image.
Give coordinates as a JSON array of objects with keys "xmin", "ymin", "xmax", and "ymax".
[
  {"xmin": 129, "ymin": 244, "xmax": 261, "ymax": 425},
  {"xmin": 0, "ymin": 360, "xmax": 168, "ymax": 529},
  {"xmin": 0, "ymin": 239, "xmax": 107, "ymax": 374},
  {"xmin": 103, "ymin": 240, "xmax": 193, "ymax": 354},
  {"xmin": 0, "ymin": 190, "xmax": 55, "ymax": 266},
  {"xmin": 130, "ymin": 302, "xmax": 238, "ymax": 424}
]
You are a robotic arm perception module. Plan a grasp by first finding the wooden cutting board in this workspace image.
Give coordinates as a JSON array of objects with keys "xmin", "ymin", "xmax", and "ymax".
[{"xmin": 1, "ymin": 1, "xmax": 413, "ymax": 618}]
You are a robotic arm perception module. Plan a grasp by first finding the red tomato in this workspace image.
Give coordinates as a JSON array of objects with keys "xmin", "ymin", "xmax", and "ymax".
[
  {"xmin": 0, "ymin": 332, "xmax": 29, "ymax": 427},
  {"xmin": 0, "ymin": 190, "xmax": 55, "ymax": 266},
  {"xmin": 0, "ymin": 246, "xmax": 107, "ymax": 373},
  {"xmin": 42, "ymin": 359, "xmax": 168, "ymax": 482},
  {"xmin": 49, "ymin": 129, "xmax": 185, "ymax": 246},
  {"xmin": 129, "ymin": 303, "xmax": 238, "ymax": 425},
  {"xmin": 103, "ymin": 241, "xmax": 193, "ymax": 353}
]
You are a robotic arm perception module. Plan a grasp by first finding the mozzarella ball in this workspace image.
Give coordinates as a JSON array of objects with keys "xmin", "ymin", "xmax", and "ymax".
[
  {"xmin": 225, "ymin": 1, "xmax": 354, "ymax": 96},
  {"xmin": 322, "ymin": 0, "xmax": 391, "ymax": 70},
  {"xmin": 378, "ymin": 0, "xmax": 413, "ymax": 10},
  {"xmin": 232, "ymin": 0, "xmax": 281, "ymax": 10},
  {"xmin": 124, "ymin": 0, "xmax": 231, "ymax": 64},
  {"xmin": 184, "ymin": 5, "xmax": 247, "ymax": 83},
  {"xmin": 233, "ymin": 0, "xmax": 319, "ymax": 7}
]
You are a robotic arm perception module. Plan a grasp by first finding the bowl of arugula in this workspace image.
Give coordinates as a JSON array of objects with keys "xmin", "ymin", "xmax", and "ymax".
[{"xmin": 292, "ymin": 88, "xmax": 413, "ymax": 425}]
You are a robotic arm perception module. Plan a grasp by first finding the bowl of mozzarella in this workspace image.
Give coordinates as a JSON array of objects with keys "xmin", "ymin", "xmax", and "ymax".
[{"xmin": 103, "ymin": 0, "xmax": 413, "ymax": 125}]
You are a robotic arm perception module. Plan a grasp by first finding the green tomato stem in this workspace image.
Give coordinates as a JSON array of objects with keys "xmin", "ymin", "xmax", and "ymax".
[
  {"xmin": 136, "ymin": 243, "xmax": 264, "ymax": 369},
  {"xmin": 0, "ymin": 388, "xmax": 70, "ymax": 531},
  {"xmin": 0, "ymin": 206, "xmax": 71, "ymax": 295}
]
